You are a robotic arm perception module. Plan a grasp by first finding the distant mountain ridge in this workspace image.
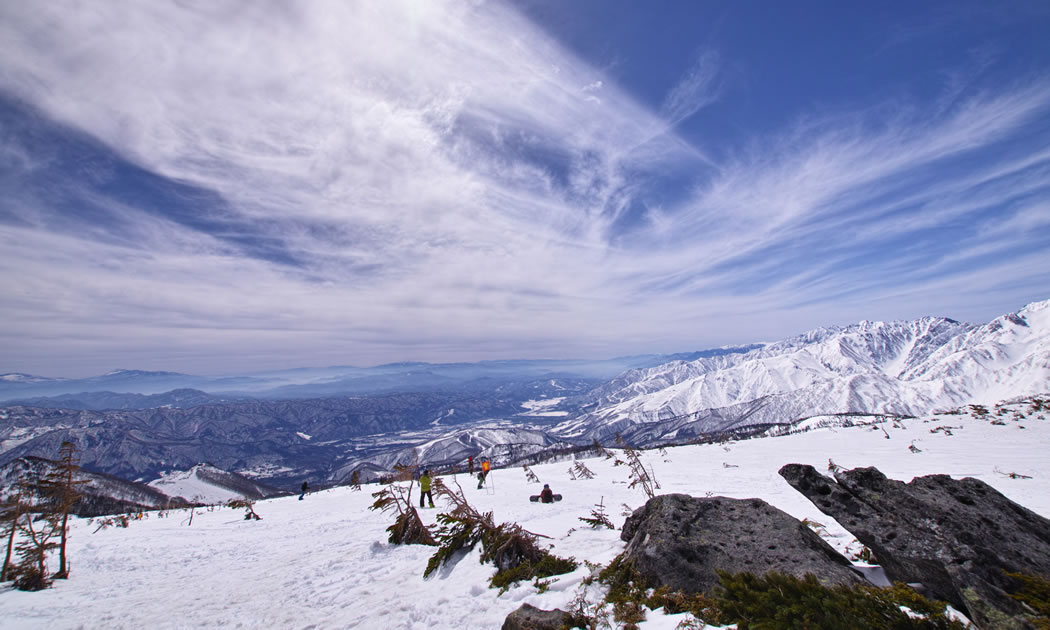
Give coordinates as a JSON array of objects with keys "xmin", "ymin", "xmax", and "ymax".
[
  {"xmin": 5, "ymin": 388, "xmax": 246, "ymax": 410},
  {"xmin": 0, "ymin": 349, "xmax": 760, "ymax": 403},
  {"xmin": 553, "ymin": 299, "xmax": 1050, "ymax": 443},
  {"xmin": 0, "ymin": 382, "xmax": 587, "ymax": 487}
]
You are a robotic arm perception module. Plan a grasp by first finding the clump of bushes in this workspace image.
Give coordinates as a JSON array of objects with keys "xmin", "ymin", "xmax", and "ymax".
[
  {"xmin": 590, "ymin": 554, "xmax": 966, "ymax": 629},
  {"xmin": 715, "ymin": 571, "xmax": 965, "ymax": 629},
  {"xmin": 424, "ymin": 480, "xmax": 576, "ymax": 592},
  {"xmin": 1005, "ymin": 570, "xmax": 1050, "ymax": 629},
  {"xmin": 369, "ymin": 480, "xmax": 436, "ymax": 546},
  {"xmin": 594, "ymin": 555, "xmax": 720, "ymax": 628}
]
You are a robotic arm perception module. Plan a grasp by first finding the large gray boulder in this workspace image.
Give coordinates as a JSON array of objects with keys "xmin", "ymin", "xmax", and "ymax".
[
  {"xmin": 780, "ymin": 464, "xmax": 1050, "ymax": 630},
  {"xmin": 619, "ymin": 494, "xmax": 863, "ymax": 595},
  {"xmin": 501, "ymin": 603, "xmax": 578, "ymax": 630}
]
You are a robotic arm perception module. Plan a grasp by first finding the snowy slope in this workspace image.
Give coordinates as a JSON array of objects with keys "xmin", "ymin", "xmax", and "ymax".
[
  {"xmin": 1, "ymin": 398, "xmax": 1047, "ymax": 629},
  {"xmin": 148, "ymin": 464, "xmax": 285, "ymax": 503},
  {"xmin": 555, "ymin": 299, "xmax": 1050, "ymax": 441}
]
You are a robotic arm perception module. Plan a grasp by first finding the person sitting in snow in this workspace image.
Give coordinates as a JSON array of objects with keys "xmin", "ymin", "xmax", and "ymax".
[
  {"xmin": 299, "ymin": 481, "xmax": 309, "ymax": 500},
  {"xmin": 419, "ymin": 469, "xmax": 435, "ymax": 508},
  {"xmin": 540, "ymin": 483, "xmax": 555, "ymax": 503}
]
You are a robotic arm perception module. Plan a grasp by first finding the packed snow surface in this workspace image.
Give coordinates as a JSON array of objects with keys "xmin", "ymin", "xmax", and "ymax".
[{"xmin": 2, "ymin": 405, "xmax": 1048, "ymax": 629}]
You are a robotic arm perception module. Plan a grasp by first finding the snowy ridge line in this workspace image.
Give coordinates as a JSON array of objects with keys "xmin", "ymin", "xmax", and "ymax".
[
  {"xmin": 557, "ymin": 298, "xmax": 1050, "ymax": 443},
  {"xmin": 759, "ymin": 412, "xmax": 915, "ymax": 438}
]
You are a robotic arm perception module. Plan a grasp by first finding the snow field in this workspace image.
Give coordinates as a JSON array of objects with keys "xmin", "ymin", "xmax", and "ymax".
[
  {"xmin": 148, "ymin": 466, "xmax": 250, "ymax": 505},
  {"xmin": 1, "ymin": 410, "xmax": 1047, "ymax": 629}
]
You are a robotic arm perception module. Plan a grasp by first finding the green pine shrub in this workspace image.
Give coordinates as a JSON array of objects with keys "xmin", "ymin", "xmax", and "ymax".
[
  {"xmin": 714, "ymin": 570, "xmax": 965, "ymax": 630},
  {"xmin": 1004, "ymin": 570, "xmax": 1050, "ymax": 629},
  {"xmin": 424, "ymin": 480, "xmax": 576, "ymax": 592},
  {"xmin": 595, "ymin": 553, "xmax": 965, "ymax": 629}
]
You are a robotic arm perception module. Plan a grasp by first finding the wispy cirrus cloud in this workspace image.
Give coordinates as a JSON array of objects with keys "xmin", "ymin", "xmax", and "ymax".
[
  {"xmin": 0, "ymin": 0, "xmax": 1048, "ymax": 375},
  {"xmin": 660, "ymin": 50, "xmax": 721, "ymax": 128}
]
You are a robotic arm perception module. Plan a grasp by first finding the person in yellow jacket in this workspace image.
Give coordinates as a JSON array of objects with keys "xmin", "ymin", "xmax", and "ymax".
[{"xmin": 419, "ymin": 469, "xmax": 435, "ymax": 508}]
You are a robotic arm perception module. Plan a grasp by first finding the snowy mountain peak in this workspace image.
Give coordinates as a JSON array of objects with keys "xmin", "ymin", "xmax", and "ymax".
[
  {"xmin": 100, "ymin": 369, "xmax": 187, "ymax": 378},
  {"xmin": 0, "ymin": 373, "xmax": 63, "ymax": 383},
  {"xmin": 555, "ymin": 299, "xmax": 1050, "ymax": 443}
]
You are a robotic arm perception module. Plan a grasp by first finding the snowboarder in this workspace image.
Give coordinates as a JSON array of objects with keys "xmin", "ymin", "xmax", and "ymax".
[
  {"xmin": 529, "ymin": 485, "xmax": 562, "ymax": 502},
  {"xmin": 419, "ymin": 469, "xmax": 435, "ymax": 508},
  {"xmin": 299, "ymin": 481, "xmax": 309, "ymax": 500},
  {"xmin": 477, "ymin": 459, "xmax": 491, "ymax": 489}
]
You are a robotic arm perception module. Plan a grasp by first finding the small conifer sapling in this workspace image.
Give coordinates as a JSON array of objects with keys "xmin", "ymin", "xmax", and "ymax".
[{"xmin": 572, "ymin": 461, "xmax": 596, "ymax": 480}]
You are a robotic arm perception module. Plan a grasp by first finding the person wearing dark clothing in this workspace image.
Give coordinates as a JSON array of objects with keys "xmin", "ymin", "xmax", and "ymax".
[
  {"xmin": 299, "ymin": 481, "xmax": 309, "ymax": 500},
  {"xmin": 419, "ymin": 469, "xmax": 435, "ymax": 508},
  {"xmin": 477, "ymin": 460, "xmax": 491, "ymax": 489},
  {"xmin": 468, "ymin": 456, "xmax": 475, "ymax": 476},
  {"xmin": 540, "ymin": 484, "xmax": 554, "ymax": 503}
]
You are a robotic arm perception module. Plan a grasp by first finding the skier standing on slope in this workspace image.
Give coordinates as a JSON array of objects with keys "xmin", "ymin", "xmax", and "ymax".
[
  {"xmin": 299, "ymin": 481, "xmax": 309, "ymax": 500},
  {"xmin": 419, "ymin": 469, "xmax": 435, "ymax": 508},
  {"xmin": 477, "ymin": 459, "xmax": 491, "ymax": 489}
]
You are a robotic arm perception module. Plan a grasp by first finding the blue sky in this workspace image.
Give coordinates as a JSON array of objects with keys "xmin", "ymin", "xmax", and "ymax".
[{"xmin": 1, "ymin": 0, "xmax": 1049, "ymax": 377}]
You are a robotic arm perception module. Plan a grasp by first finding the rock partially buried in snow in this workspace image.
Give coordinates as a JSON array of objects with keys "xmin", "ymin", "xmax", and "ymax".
[
  {"xmin": 618, "ymin": 494, "xmax": 863, "ymax": 596},
  {"xmin": 779, "ymin": 463, "xmax": 1050, "ymax": 630},
  {"xmin": 501, "ymin": 603, "xmax": 577, "ymax": 630}
]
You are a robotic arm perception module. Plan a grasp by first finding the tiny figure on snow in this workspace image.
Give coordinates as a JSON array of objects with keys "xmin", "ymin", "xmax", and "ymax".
[
  {"xmin": 299, "ymin": 481, "xmax": 309, "ymax": 500},
  {"xmin": 419, "ymin": 469, "xmax": 435, "ymax": 508},
  {"xmin": 540, "ymin": 484, "xmax": 555, "ymax": 503},
  {"xmin": 477, "ymin": 459, "xmax": 491, "ymax": 489},
  {"xmin": 468, "ymin": 456, "xmax": 475, "ymax": 476}
]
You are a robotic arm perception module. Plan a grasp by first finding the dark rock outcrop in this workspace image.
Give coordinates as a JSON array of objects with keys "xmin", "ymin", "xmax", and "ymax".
[
  {"xmin": 619, "ymin": 494, "xmax": 863, "ymax": 596},
  {"xmin": 501, "ymin": 603, "xmax": 577, "ymax": 630},
  {"xmin": 780, "ymin": 463, "xmax": 1050, "ymax": 629}
]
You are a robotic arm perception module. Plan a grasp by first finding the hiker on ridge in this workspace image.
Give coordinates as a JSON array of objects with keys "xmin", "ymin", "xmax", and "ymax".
[{"xmin": 299, "ymin": 481, "xmax": 309, "ymax": 500}]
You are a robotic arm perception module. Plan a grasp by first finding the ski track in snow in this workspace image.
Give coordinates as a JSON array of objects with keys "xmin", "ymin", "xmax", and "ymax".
[{"xmin": 2, "ymin": 411, "xmax": 1048, "ymax": 629}]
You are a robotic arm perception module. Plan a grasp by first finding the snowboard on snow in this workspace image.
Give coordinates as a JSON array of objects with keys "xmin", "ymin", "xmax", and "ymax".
[{"xmin": 530, "ymin": 494, "xmax": 562, "ymax": 502}]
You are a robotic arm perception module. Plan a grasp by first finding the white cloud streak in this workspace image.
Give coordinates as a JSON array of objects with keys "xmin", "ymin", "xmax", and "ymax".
[{"xmin": 0, "ymin": 0, "xmax": 1048, "ymax": 375}]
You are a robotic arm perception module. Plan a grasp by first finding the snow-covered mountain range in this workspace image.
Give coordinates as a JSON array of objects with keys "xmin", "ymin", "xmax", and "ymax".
[
  {"xmin": 1, "ymin": 299, "xmax": 1047, "ymax": 492},
  {"xmin": 553, "ymin": 299, "xmax": 1050, "ymax": 444}
]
